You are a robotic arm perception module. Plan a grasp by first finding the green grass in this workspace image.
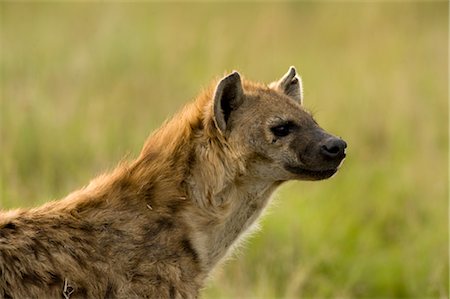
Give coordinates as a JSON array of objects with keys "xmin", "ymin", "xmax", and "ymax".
[{"xmin": 1, "ymin": 2, "xmax": 448, "ymax": 298}]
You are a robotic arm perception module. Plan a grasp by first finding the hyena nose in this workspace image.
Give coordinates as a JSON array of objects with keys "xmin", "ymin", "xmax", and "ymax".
[{"xmin": 320, "ymin": 138, "xmax": 347, "ymax": 160}]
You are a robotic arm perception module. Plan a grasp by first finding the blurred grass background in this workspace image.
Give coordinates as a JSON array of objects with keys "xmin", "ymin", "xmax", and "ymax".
[{"xmin": 1, "ymin": 2, "xmax": 448, "ymax": 298}]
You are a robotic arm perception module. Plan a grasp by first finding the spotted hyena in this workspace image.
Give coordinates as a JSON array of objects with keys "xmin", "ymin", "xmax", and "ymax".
[{"xmin": 0, "ymin": 67, "xmax": 346, "ymax": 298}]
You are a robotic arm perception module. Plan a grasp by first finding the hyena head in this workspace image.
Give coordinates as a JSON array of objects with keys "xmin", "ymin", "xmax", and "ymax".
[{"xmin": 212, "ymin": 66, "xmax": 347, "ymax": 181}]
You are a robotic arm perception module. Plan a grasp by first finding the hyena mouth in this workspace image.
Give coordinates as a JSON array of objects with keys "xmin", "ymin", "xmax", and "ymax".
[{"xmin": 284, "ymin": 165, "xmax": 338, "ymax": 180}]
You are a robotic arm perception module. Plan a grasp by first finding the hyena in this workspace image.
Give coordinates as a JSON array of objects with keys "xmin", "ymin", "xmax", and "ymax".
[{"xmin": 0, "ymin": 67, "xmax": 346, "ymax": 298}]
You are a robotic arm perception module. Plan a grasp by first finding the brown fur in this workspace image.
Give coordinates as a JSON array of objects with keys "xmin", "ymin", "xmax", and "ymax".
[{"xmin": 0, "ymin": 68, "xmax": 346, "ymax": 298}]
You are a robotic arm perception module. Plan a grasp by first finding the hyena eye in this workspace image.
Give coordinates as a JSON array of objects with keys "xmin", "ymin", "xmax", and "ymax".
[{"xmin": 271, "ymin": 123, "xmax": 295, "ymax": 137}]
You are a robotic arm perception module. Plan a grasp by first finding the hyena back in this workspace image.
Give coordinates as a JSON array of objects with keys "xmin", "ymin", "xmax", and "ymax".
[{"xmin": 0, "ymin": 67, "xmax": 346, "ymax": 298}]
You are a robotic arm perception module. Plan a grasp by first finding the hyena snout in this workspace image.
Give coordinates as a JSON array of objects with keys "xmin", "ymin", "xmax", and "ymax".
[{"xmin": 320, "ymin": 137, "xmax": 347, "ymax": 161}]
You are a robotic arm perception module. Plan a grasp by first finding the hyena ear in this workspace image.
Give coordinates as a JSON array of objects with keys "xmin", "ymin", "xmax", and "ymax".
[
  {"xmin": 213, "ymin": 71, "xmax": 244, "ymax": 133},
  {"xmin": 269, "ymin": 66, "xmax": 303, "ymax": 104}
]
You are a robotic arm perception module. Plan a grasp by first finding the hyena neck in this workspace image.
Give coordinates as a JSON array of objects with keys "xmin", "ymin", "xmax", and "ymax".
[
  {"xmin": 185, "ymin": 154, "xmax": 281, "ymax": 270},
  {"xmin": 207, "ymin": 179, "xmax": 279, "ymax": 269}
]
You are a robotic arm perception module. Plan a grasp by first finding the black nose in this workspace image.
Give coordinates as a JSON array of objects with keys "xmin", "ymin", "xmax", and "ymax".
[{"xmin": 320, "ymin": 138, "xmax": 347, "ymax": 160}]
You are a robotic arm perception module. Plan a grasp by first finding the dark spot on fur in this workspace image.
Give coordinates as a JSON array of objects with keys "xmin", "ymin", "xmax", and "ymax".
[
  {"xmin": 50, "ymin": 223, "xmax": 61, "ymax": 229},
  {"xmin": 0, "ymin": 222, "xmax": 17, "ymax": 238},
  {"xmin": 187, "ymin": 147, "xmax": 196, "ymax": 170},
  {"xmin": 155, "ymin": 217, "xmax": 174, "ymax": 230},
  {"xmin": 246, "ymin": 202, "xmax": 259, "ymax": 218},
  {"xmin": 181, "ymin": 238, "xmax": 199, "ymax": 263},
  {"xmin": 143, "ymin": 217, "xmax": 176, "ymax": 241},
  {"xmin": 167, "ymin": 200, "xmax": 184, "ymax": 214},
  {"xmin": 48, "ymin": 272, "xmax": 63, "ymax": 286},
  {"xmin": 3, "ymin": 222, "xmax": 16, "ymax": 230},
  {"xmin": 169, "ymin": 285, "xmax": 176, "ymax": 299},
  {"xmin": 69, "ymin": 235, "xmax": 84, "ymax": 243},
  {"xmin": 79, "ymin": 222, "xmax": 95, "ymax": 232},
  {"xmin": 180, "ymin": 146, "xmax": 197, "ymax": 183},
  {"xmin": 104, "ymin": 282, "xmax": 116, "ymax": 298},
  {"xmin": 22, "ymin": 272, "xmax": 44, "ymax": 286},
  {"xmin": 140, "ymin": 182, "xmax": 155, "ymax": 204},
  {"xmin": 116, "ymin": 178, "xmax": 132, "ymax": 192}
]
